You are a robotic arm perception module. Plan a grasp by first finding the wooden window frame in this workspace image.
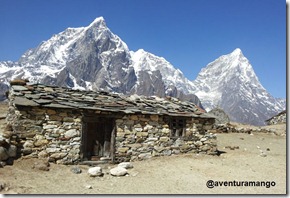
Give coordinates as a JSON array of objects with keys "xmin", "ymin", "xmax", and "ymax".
[{"xmin": 169, "ymin": 117, "xmax": 186, "ymax": 137}]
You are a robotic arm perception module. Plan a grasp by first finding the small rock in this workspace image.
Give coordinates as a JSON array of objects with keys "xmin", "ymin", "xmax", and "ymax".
[
  {"xmin": 38, "ymin": 150, "xmax": 49, "ymax": 158},
  {"xmin": 32, "ymin": 160, "xmax": 50, "ymax": 171},
  {"xmin": 266, "ymin": 148, "xmax": 270, "ymax": 151},
  {"xmin": 110, "ymin": 166, "xmax": 128, "ymax": 176},
  {"xmin": 5, "ymin": 158, "xmax": 14, "ymax": 165},
  {"xmin": 71, "ymin": 166, "xmax": 82, "ymax": 174},
  {"xmin": 118, "ymin": 162, "xmax": 133, "ymax": 169},
  {"xmin": 200, "ymin": 138, "xmax": 207, "ymax": 142},
  {"xmin": 64, "ymin": 129, "xmax": 78, "ymax": 138},
  {"xmin": 256, "ymin": 146, "xmax": 260, "ymax": 149},
  {"xmin": 22, "ymin": 148, "xmax": 33, "ymax": 155},
  {"xmin": 138, "ymin": 153, "xmax": 152, "ymax": 160},
  {"xmin": 0, "ymin": 182, "xmax": 6, "ymax": 191},
  {"xmin": 0, "ymin": 147, "xmax": 9, "ymax": 161},
  {"xmin": 88, "ymin": 167, "xmax": 103, "ymax": 177},
  {"xmin": 195, "ymin": 141, "xmax": 203, "ymax": 147},
  {"xmin": 0, "ymin": 161, "xmax": 5, "ymax": 168},
  {"xmin": 85, "ymin": 185, "xmax": 92, "ymax": 189},
  {"xmin": 260, "ymin": 152, "xmax": 267, "ymax": 157}
]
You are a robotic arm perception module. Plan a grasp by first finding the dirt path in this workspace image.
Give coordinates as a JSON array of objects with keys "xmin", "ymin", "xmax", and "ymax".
[{"xmin": 0, "ymin": 132, "xmax": 286, "ymax": 194}]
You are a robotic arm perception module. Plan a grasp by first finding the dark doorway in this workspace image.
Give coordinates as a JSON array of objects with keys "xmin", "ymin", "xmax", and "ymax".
[{"xmin": 82, "ymin": 117, "xmax": 115, "ymax": 161}]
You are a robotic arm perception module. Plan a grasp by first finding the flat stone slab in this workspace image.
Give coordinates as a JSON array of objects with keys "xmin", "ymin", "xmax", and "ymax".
[
  {"xmin": 25, "ymin": 94, "xmax": 40, "ymax": 99},
  {"xmin": 33, "ymin": 99, "xmax": 53, "ymax": 104},
  {"xmin": 13, "ymin": 97, "xmax": 39, "ymax": 107},
  {"xmin": 12, "ymin": 85, "xmax": 29, "ymax": 91},
  {"xmin": 43, "ymin": 103, "xmax": 74, "ymax": 109}
]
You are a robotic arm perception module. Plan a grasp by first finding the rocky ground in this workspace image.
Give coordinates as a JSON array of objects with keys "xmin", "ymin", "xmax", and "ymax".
[{"xmin": 0, "ymin": 102, "xmax": 287, "ymax": 194}]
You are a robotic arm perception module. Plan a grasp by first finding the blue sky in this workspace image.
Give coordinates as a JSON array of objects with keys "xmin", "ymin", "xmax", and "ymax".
[{"xmin": 0, "ymin": 0, "xmax": 286, "ymax": 98}]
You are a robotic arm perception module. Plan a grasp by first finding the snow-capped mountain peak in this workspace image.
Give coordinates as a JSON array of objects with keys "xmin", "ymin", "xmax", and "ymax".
[
  {"xmin": 131, "ymin": 49, "xmax": 197, "ymax": 95},
  {"xmin": 192, "ymin": 48, "xmax": 285, "ymax": 125},
  {"xmin": 88, "ymin": 16, "xmax": 106, "ymax": 28},
  {"xmin": 230, "ymin": 47, "xmax": 242, "ymax": 56},
  {"xmin": 0, "ymin": 17, "xmax": 285, "ymax": 126}
]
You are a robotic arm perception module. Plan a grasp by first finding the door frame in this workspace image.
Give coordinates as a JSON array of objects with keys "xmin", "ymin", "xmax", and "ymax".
[{"xmin": 81, "ymin": 115, "xmax": 116, "ymax": 162}]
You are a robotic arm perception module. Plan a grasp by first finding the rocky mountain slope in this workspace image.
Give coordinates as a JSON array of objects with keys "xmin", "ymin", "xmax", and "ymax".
[
  {"xmin": 192, "ymin": 48, "xmax": 285, "ymax": 125},
  {"xmin": 0, "ymin": 17, "xmax": 285, "ymax": 125},
  {"xmin": 0, "ymin": 17, "xmax": 202, "ymax": 106}
]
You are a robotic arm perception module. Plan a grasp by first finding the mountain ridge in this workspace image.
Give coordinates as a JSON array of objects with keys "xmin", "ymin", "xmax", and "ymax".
[{"xmin": 0, "ymin": 17, "xmax": 285, "ymax": 125}]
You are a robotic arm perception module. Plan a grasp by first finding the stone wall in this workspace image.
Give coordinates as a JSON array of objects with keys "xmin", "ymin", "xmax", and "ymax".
[
  {"xmin": 114, "ymin": 114, "xmax": 217, "ymax": 162},
  {"xmin": 5, "ymin": 105, "xmax": 83, "ymax": 164},
  {"xmin": 266, "ymin": 111, "xmax": 286, "ymax": 125},
  {"xmin": 211, "ymin": 123, "xmax": 286, "ymax": 136},
  {"xmin": 4, "ymin": 104, "xmax": 217, "ymax": 165}
]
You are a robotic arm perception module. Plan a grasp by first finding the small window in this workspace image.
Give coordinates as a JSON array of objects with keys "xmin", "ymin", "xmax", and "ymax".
[{"xmin": 170, "ymin": 118, "xmax": 186, "ymax": 137}]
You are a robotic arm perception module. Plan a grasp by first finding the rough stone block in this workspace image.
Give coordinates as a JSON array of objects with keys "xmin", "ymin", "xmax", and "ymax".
[
  {"xmin": 63, "ymin": 117, "xmax": 74, "ymax": 122},
  {"xmin": 195, "ymin": 141, "xmax": 203, "ymax": 147},
  {"xmin": 159, "ymin": 137, "xmax": 170, "ymax": 142},
  {"xmin": 117, "ymin": 127, "xmax": 124, "ymax": 133},
  {"xmin": 117, "ymin": 132, "xmax": 125, "ymax": 137},
  {"xmin": 46, "ymin": 148, "xmax": 61, "ymax": 153},
  {"xmin": 136, "ymin": 132, "xmax": 148, "ymax": 137},
  {"xmin": 50, "ymin": 152, "xmax": 67, "ymax": 159},
  {"xmin": 162, "ymin": 149, "xmax": 172, "ymax": 156},
  {"xmin": 135, "ymin": 127, "xmax": 143, "ymax": 132},
  {"xmin": 64, "ymin": 129, "xmax": 78, "ymax": 138},
  {"xmin": 43, "ymin": 125, "xmax": 58, "ymax": 130},
  {"xmin": 0, "ymin": 147, "xmax": 9, "ymax": 161},
  {"xmin": 150, "ymin": 115, "xmax": 159, "ymax": 122},
  {"xmin": 34, "ymin": 139, "xmax": 49, "ymax": 147},
  {"xmin": 130, "ymin": 115, "xmax": 138, "ymax": 121},
  {"xmin": 50, "ymin": 115, "xmax": 63, "ymax": 121},
  {"xmin": 161, "ymin": 128, "xmax": 170, "ymax": 134},
  {"xmin": 138, "ymin": 153, "xmax": 152, "ymax": 160},
  {"xmin": 38, "ymin": 150, "xmax": 49, "ymax": 158},
  {"xmin": 118, "ymin": 147, "xmax": 129, "ymax": 153},
  {"xmin": 59, "ymin": 112, "xmax": 68, "ymax": 117},
  {"xmin": 47, "ymin": 109, "xmax": 57, "ymax": 115}
]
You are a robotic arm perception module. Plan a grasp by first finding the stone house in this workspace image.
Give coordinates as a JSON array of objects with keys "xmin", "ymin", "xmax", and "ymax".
[
  {"xmin": 4, "ymin": 80, "xmax": 217, "ymax": 164},
  {"xmin": 265, "ymin": 110, "xmax": 287, "ymax": 125}
]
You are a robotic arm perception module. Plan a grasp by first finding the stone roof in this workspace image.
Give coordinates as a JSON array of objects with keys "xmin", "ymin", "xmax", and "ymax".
[{"xmin": 8, "ymin": 81, "xmax": 212, "ymax": 118}]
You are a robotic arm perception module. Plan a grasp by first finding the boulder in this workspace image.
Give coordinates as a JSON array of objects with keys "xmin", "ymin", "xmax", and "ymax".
[
  {"xmin": 7, "ymin": 145, "xmax": 17, "ymax": 158},
  {"xmin": 88, "ymin": 167, "xmax": 103, "ymax": 177},
  {"xmin": 0, "ymin": 147, "xmax": 9, "ymax": 161},
  {"xmin": 71, "ymin": 166, "xmax": 82, "ymax": 174},
  {"xmin": 208, "ymin": 108, "xmax": 230, "ymax": 124},
  {"xmin": 110, "ymin": 166, "xmax": 128, "ymax": 176}
]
